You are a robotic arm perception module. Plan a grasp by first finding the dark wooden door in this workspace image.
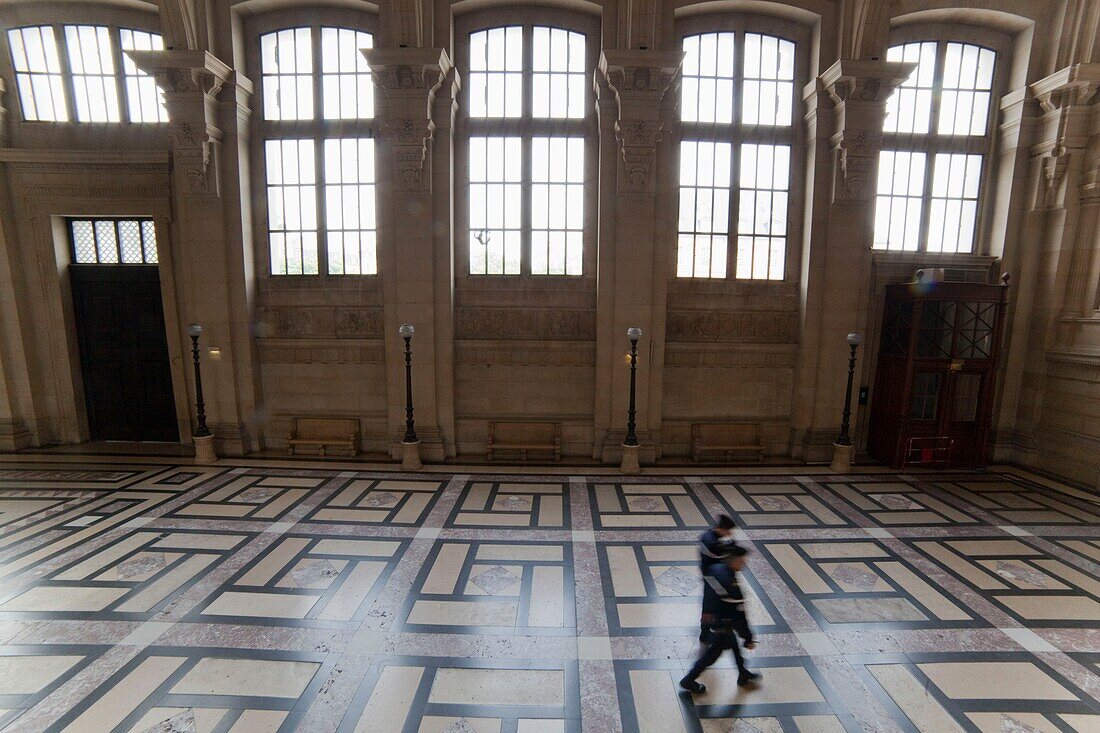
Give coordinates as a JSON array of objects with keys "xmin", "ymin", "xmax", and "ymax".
[{"xmin": 70, "ymin": 265, "xmax": 179, "ymax": 442}]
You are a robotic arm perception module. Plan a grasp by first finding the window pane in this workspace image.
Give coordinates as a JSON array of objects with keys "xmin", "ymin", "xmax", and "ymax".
[
  {"xmin": 119, "ymin": 29, "xmax": 168, "ymax": 123},
  {"xmin": 266, "ymin": 139, "xmax": 318, "ymax": 274},
  {"xmin": 736, "ymin": 144, "xmax": 789, "ymax": 280},
  {"xmin": 937, "ymin": 43, "xmax": 995, "ymax": 135},
  {"xmin": 323, "ymin": 138, "xmax": 377, "ymax": 274},
  {"xmin": 69, "ymin": 219, "xmax": 159, "ymax": 265},
  {"xmin": 742, "ymin": 34, "xmax": 795, "ymax": 127},
  {"xmin": 531, "ymin": 137, "xmax": 584, "ymax": 275},
  {"xmin": 321, "ymin": 28, "xmax": 373, "ymax": 120},
  {"xmin": 677, "ymin": 140, "xmax": 732, "ymax": 277},
  {"xmin": 469, "ymin": 136, "xmax": 522, "ymax": 274},
  {"xmin": 260, "ymin": 28, "xmax": 314, "ymax": 121},
  {"xmin": 873, "ymin": 150, "xmax": 927, "ymax": 251},
  {"xmin": 681, "ymin": 32, "xmax": 735, "ymax": 123},
  {"xmin": 64, "ymin": 25, "xmax": 121, "ymax": 122},
  {"xmin": 8, "ymin": 26, "xmax": 69, "ymax": 121},
  {"xmin": 469, "ymin": 27, "xmax": 522, "ymax": 119},
  {"xmin": 883, "ymin": 42, "xmax": 936, "ymax": 134},
  {"xmin": 927, "ymin": 153, "xmax": 982, "ymax": 253},
  {"xmin": 532, "ymin": 27, "xmax": 586, "ymax": 119}
]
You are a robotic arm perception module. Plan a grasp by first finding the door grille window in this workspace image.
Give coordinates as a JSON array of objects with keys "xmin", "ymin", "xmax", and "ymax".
[{"xmin": 70, "ymin": 218, "xmax": 158, "ymax": 264}]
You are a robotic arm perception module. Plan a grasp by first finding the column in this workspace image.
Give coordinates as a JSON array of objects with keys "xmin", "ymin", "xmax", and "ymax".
[
  {"xmin": 594, "ymin": 49, "xmax": 681, "ymax": 464},
  {"xmin": 366, "ymin": 48, "xmax": 454, "ymax": 461},
  {"xmin": 794, "ymin": 60, "xmax": 912, "ymax": 461},
  {"xmin": 127, "ymin": 50, "xmax": 261, "ymax": 455}
]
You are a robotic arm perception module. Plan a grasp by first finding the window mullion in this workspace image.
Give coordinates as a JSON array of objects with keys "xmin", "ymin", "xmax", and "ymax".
[
  {"xmin": 112, "ymin": 29, "xmax": 130, "ymax": 123},
  {"xmin": 728, "ymin": 133, "xmax": 740, "ymax": 280},
  {"xmin": 55, "ymin": 24, "xmax": 80, "ymax": 123},
  {"xmin": 313, "ymin": 27, "xmax": 328, "ymax": 277}
]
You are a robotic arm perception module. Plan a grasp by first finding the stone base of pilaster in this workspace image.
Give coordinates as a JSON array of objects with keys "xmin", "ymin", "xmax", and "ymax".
[
  {"xmin": 0, "ymin": 419, "xmax": 32, "ymax": 452},
  {"xmin": 799, "ymin": 429, "xmax": 841, "ymax": 463},
  {"xmin": 210, "ymin": 422, "xmax": 253, "ymax": 457},
  {"xmin": 390, "ymin": 428, "xmax": 445, "ymax": 463},
  {"xmin": 599, "ymin": 431, "xmax": 655, "ymax": 465}
]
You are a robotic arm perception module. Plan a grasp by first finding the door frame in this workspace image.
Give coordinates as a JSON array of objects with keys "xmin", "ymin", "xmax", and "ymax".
[{"xmin": 37, "ymin": 207, "xmax": 193, "ymax": 446}]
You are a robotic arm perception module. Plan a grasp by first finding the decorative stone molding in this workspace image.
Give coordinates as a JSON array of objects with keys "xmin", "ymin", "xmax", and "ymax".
[
  {"xmin": 665, "ymin": 311, "xmax": 800, "ymax": 344},
  {"xmin": 364, "ymin": 48, "xmax": 452, "ymax": 192},
  {"xmin": 598, "ymin": 49, "xmax": 682, "ymax": 194},
  {"xmin": 256, "ymin": 307, "xmax": 385, "ymax": 339},
  {"xmin": 820, "ymin": 59, "xmax": 914, "ymax": 202},
  {"xmin": 257, "ymin": 338, "xmax": 386, "ymax": 364},
  {"xmin": 456, "ymin": 308, "xmax": 596, "ymax": 340},
  {"xmin": 126, "ymin": 50, "xmax": 233, "ymax": 195},
  {"xmin": 455, "ymin": 340, "xmax": 596, "ymax": 366}
]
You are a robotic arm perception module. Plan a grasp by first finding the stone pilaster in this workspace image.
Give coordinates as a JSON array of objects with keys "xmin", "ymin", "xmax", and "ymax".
[
  {"xmin": 794, "ymin": 59, "xmax": 911, "ymax": 461},
  {"xmin": 366, "ymin": 48, "xmax": 453, "ymax": 461},
  {"xmin": 127, "ymin": 50, "xmax": 260, "ymax": 455},
  {"xmin": 594, "ymin": 50, "xmax": 680, "ymax": 463},
  {"xmin": 0, "ymin": 77, "xmax": 9, "ymax": 147}
]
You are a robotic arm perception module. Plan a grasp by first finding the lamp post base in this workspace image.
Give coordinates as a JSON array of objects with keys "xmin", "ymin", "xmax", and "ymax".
[
  {"xmin": 193, "ymin": 434, "xmax": 217, "ymax": 464},
  {"xmin": 620, "ymin": 443, "xmax": 641, "ymax": 475},
  {"xmin": 401, "ymin": 440, "xmax": 423, "ymax": 471},
  {"xmin": 830, "ymin": 442, "xmax": 854, "ymax": 473}
]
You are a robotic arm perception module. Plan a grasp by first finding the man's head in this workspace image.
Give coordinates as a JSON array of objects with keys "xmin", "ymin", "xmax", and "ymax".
[
  {"xmin": 716, "ymin": 514, "xmax": 735, "ymax": 537},
  {"xmin": 723, "ymin": 543, "xmax": 749, "ymax": 571}
]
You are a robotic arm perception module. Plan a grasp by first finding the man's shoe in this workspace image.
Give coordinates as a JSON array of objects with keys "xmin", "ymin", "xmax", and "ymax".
[
  {"xmin": 737, "ymin": 670, "xmax": 761, "ymax": 687},
  {"xmin": 679, "ymin": 677, "xmax": 706, "ymax": 694},
  {"xmin": 699, "ymin": 630, "xmax": 713, "ymax": 643}
]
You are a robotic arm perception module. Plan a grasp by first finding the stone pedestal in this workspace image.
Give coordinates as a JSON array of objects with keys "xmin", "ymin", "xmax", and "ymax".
[
  {"xmin": 620, "ymin": 443, "xmax": 641, "ymax": 474},
  {"xmin": 193, "ymin": 434, "xmax": 217, "ymax": 464},
  {"xmin": 401, "ymin": 440, "xmax": 423, "ymax": 471},
  {"xmin": 830, "ymin": 442, "xmax": 854, "ymax": 473}
]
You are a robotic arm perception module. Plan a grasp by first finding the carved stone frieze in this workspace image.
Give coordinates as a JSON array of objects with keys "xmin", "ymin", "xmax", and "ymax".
[
  {"xmin": 665, "ymin": 310, "xmax": 800, "ymax": 344},
  {"xmin": 365, "ymin": 48, "xmax": 452, "ymax": 192},
  {"xmin": 258, "ymin": 339, "xmax": 386, "ymax": 364},
  {"xmin": 598, "ymin": 50, "xmax": 682, "ymax": 194},
  {"xmin": 456, "ymin": 308, "xmax": 596, "ymax": 340},
  {"xmin": 258, "ymin": 307, "xmax": 385, "ymax": 339}
]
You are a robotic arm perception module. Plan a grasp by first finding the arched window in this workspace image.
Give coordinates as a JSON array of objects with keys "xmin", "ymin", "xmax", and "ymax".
[
  {"xmin": 873, "ymin": 41, "xmax": 996, "ymax": 253},
  {"xmin": 677, "ymin": 31, "xmax": 795, "ymax": 280},
  {"xmin": 6, "ymin": 24, "xmax": 167, "ymax": 123},
  {"xmin": 258, "ymin": 26, "xmax": 377, "ymax": 276},
  {"xmin": 463, "ymin": 24, "xmax": 590, "ymax": 276}
]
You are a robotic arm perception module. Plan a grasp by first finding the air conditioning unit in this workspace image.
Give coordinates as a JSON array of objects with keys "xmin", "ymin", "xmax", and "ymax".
[{"xmin": 914, "ymin": 267, "xmax": 989, "ymax": 284}]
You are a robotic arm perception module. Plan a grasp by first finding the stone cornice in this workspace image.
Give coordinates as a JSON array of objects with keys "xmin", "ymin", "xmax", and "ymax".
[
  {"xmin": 819, "ymin": 59, "xmax": 914, "ymax": 107},
  {"xmin": 0, "ymin": 149, "xmax": 170, "ymax": 166},
  {"xmin": 1030, "ymin": 64, "xmax": 1100, "ymax": 114}
]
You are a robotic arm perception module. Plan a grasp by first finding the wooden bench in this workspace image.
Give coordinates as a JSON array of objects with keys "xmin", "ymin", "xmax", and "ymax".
[
  {"xmin": 488, "ymin": 421, "xmax": 561, "ymax": 462},
  {"xmin": 692, "ymin": 423, "xmax": 765, "ymax": 462},
  {"xmin": 286, "ymin": 417, "xmax": 360, "ymax": 457}
]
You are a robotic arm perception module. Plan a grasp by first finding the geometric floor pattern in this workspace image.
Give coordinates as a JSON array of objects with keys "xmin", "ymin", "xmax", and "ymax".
[{"xmin": 0, "ymin": 459, "xmax": 1096, "ymax": 732}]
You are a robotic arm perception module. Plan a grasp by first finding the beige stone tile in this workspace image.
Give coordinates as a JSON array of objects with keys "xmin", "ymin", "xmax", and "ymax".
[
  {"xmin": 127, "ymin": 706, "xmax": 228, "ymax": 733},
  {"xmin": 258, "ymin": 477, "xmax": 321, "ymax": 488},
  {"xmin": 422, "ymin": 544, "xmax": 469, "ymax": 594},
  {"xmin": 537, "ymin": 495, "xmax": 563, "ymax": 526},
  {"xmin": 946, "ymin": 540, "xmax": 1041, "ymax": 556},
  {"xmin": 621, "ymin": 484, "xmax": 684, "ymax": 495},
  {"xmin": 61, "ymin": 656, "xmax": 185, "ymax": 732},
  {"xmin": 875, "ymin": 561, "xmax": 971, "ymax": 621},
  {"xmin": 916, "ymin": 543, "xmax": 1007, "ymax": 590},
  {"xmin": 313, "ymin": 539, "xmax": 402, "ymax": 557},
  {"xmin": 493, "ymin": 494, "xmax": 533, "ymax": 512},
  {"xmin": 239, "ymin": 534, "xmax": 310, "ymax": 585},
  {"xmin": 313, "ymin": 508, "xmax": 390, "ymax": 522},
  {"xmin": 476, "ymin": 544, "xmax": 563, "ymax": 562},
  {"xmin": 819, "ymin": 562, "xmax": 892, "ymax": 593},
  {"xmin": 698, "ymin": 667, "xmax": 825, "ymax": 705},
  {"xmin": 318, "ymin": 561, "xmax": 387, "ymax": 621},
  {"xmin": 454, "ymin": 513, "xmax": 531, "ymax": 526},
  {"xmin": 669, "ymin": 496, "xmax": 707, "ymax": 526},
  {"xmin": 408, "ymin": 600, "xmax": 518, "ymax": 626},
  {"xmin": 1060, "ymin": 541, "xmax": 1100, "ymax": 563},
  {"xmin": 173, "ymin": 658, "xmax": 319, "ymax": 698},
  {"xmin": 873, "ymin": 511, "xmax": 945, "ymax": 524},
  {"xmin": 204, "ymin": 591, "xmax": 319, "ymax": 619},
  {"xmin": 606, "ymin": 546, "xmax": 646, "ymax": 597},
  {"xmin": 965, "ymin": 713, "xmax": 1062, "ymax": 733},
  {"xmin": 742, "ymin": 514, "xmax": 818, "ymax": 527},
  {"xmin": 617, "ymin": 602, "xmax": 697, "ymax": 628},
  {"xmin": 1034, "ymin": 558, "xmax": 1100, "ymax": 596},
  {"xmin": 702, "ymin": 719, "xmax": 781, "ymax": 733},
  {"xmin": 1058, "ymin": 714, "xmax": 1100, "ymax": 732},
  {"xmin": 642, "ymin": 545, "xmax": 695, "ymax": 562},
  {"xmin": 517, "ymin": 721, "xmax": 566, "ymax": 733},
  {"xmin": 0, "ymin": 655, "xmax": 82, "ymax": 695},
  {"xmin": 428, "ymin": 668, "xmax": 564, "ymax": 707},
  {"xmin": 253, "ymin": 488, "xmax": 307, "ymax": 519},
  {"xmin": 713, "ymin": 485, "xmax": 754, "ymax": 512},
  {"xmin": 228, "ymin": 710, "xmax": 288, "ymax": 732},
  {"xmin": 977, "ymin": 559, "xmax": 1067, "ymax": 591},
  {"xmin": 497, "ymin": 483, "xmax": 564, "ymax": 494},
  {"xmin": 768, "ymin": 544, "xmax": 831, "ymax": 593},
  {"xmin": 918, "ymin": 662, "xmax": 1078, "ymax": 700},
  {"xmin": 628, "ymin": 670, "xmax": 689, "ymax": 733},
  {"xmin": 814, "ymin": 597, "xmax": 927, "ymax": 623},
  {"xmin": 394, "ymin": 493, "xmax": 433, "ymax": 523},
  {"xmin": 996, "ymin": 595, "xmax": 1100, "ymax": 621},
  {"xmin": 153, "ymin": 533, "xmax": 245, "ymax": 551},
  {"xmin": 600, "ymin": 515, "xmax": 677, "ymax": 528},
  {"xmin": 353, "ymin": 665, "xmax": 422, "ymax": 733},
  {"xmin": 276, "ymin": 557, "xmax": 348, "ymax": 589},
  {"xmin": 376, "ymin": 480, "xmax": 441, "ymax": 492},
  {"xmin": 868, "ymin": 664, "xmax": 964, "ymax": 733},
  {"xmin": 1, "ymin": 585, "xmax": 127, "ymax": 612},
  {"xmin": 595, "ymin": 485, "xmax": 622, "ymax": 513},
  {"xmin": 55, "ymin": 532, "xmax": 159, "ymax": 580},
  {"xmin": 803, "ymin": 542, "xmax": 889, "ymax": 560},
  {"xmin": 418, "ymin": 717, "xmax": 501, "ymax": 733},
  {"xmin": 116, "ymin": 554, "xmax": 217, "ymax": 612},
  {"xmin": 176, "ymin": 503, "xmax": 253, "ymax": 518},
  {"xmin": 463, "ymin": 484, "xmax": 492, "ymax": 511},
  {"xmin": 528, "ymin": 566, "xmax": 565, "ymax": 627},
  {"xmin": 795, "ymin": 496, "xmax": 846, "ymax": 525}
]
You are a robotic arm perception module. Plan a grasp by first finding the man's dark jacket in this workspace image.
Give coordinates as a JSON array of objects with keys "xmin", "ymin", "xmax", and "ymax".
[{"xmin": 701, "ymin": 561, "xmax": 753, "ymax": 644}]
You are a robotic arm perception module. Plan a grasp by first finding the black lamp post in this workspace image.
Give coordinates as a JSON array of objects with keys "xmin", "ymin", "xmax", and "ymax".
[
  {"xmin": 624, "ymin": 327, "xmax": 642, "ymax": 446},
  {"xmin": 836, "ymin": 332, "xmax": 862, "ymax": 446},
  {"xmin": 187, "ymin": 323, "xmax": 211, "ymax": 438},
  {"xmin": 399, "ymin": 323, "xmax": 418, "ymax": 443}
]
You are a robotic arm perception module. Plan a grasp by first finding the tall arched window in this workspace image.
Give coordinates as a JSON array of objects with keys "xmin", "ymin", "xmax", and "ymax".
[
  {"xmin": 6, "ymin": 24, "xmax": 167, "ymax": 123},
  {"xmin": 677, "ymin": 31, "xmax": 795, "ymax": 280},
  {"xmin": 873, "ymin": 41, "xmax": 996, "ymax": 253},
  {"xmin": 258, "ymin": 26, "xmax": 376, "ymax": 276},
  {"xmin": 464, "ymin": 24, "xmax": 589, "ymax": 276}
]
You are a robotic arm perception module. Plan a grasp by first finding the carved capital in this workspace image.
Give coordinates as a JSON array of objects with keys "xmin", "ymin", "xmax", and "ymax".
[
  {"xmin": 820, "ymin": 58, "xmax": 914, "ymax": 108},
  {"xmin": 1031, "ymin": 64, "xmax": 1100, "ymax": 114},
  {"xmin": 365, "ymin": 48, "xmax": 452, "ymax": 192},
  {"xmin": 598, "ymin": 49, "xmax": 682, "ymax": 194},
  {"xmin": 832, "ymin": 129, "xmax": 882, "ymax": 202}
]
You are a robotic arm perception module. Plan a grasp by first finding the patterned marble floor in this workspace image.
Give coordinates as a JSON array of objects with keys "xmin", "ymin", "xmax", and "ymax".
[{"xmin": 0, "ymin": 460, "xmax": 1096, "ymax": 732}]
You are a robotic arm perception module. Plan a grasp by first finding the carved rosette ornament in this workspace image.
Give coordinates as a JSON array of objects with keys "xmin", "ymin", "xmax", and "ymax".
[
  {"xmin": 364, "ymin": 48, "xmax": 452, "ymax": 193},
  {"xmin": 126, "ymin": 50, "xmax": 232, "ymax": 195},
  {"xmin": 820, "ymin": 59, "xmax": 914, "ymax": 203},
  {"xmin": 598, "ymin": 50, "xmax": 682, "ymax": 194}
]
